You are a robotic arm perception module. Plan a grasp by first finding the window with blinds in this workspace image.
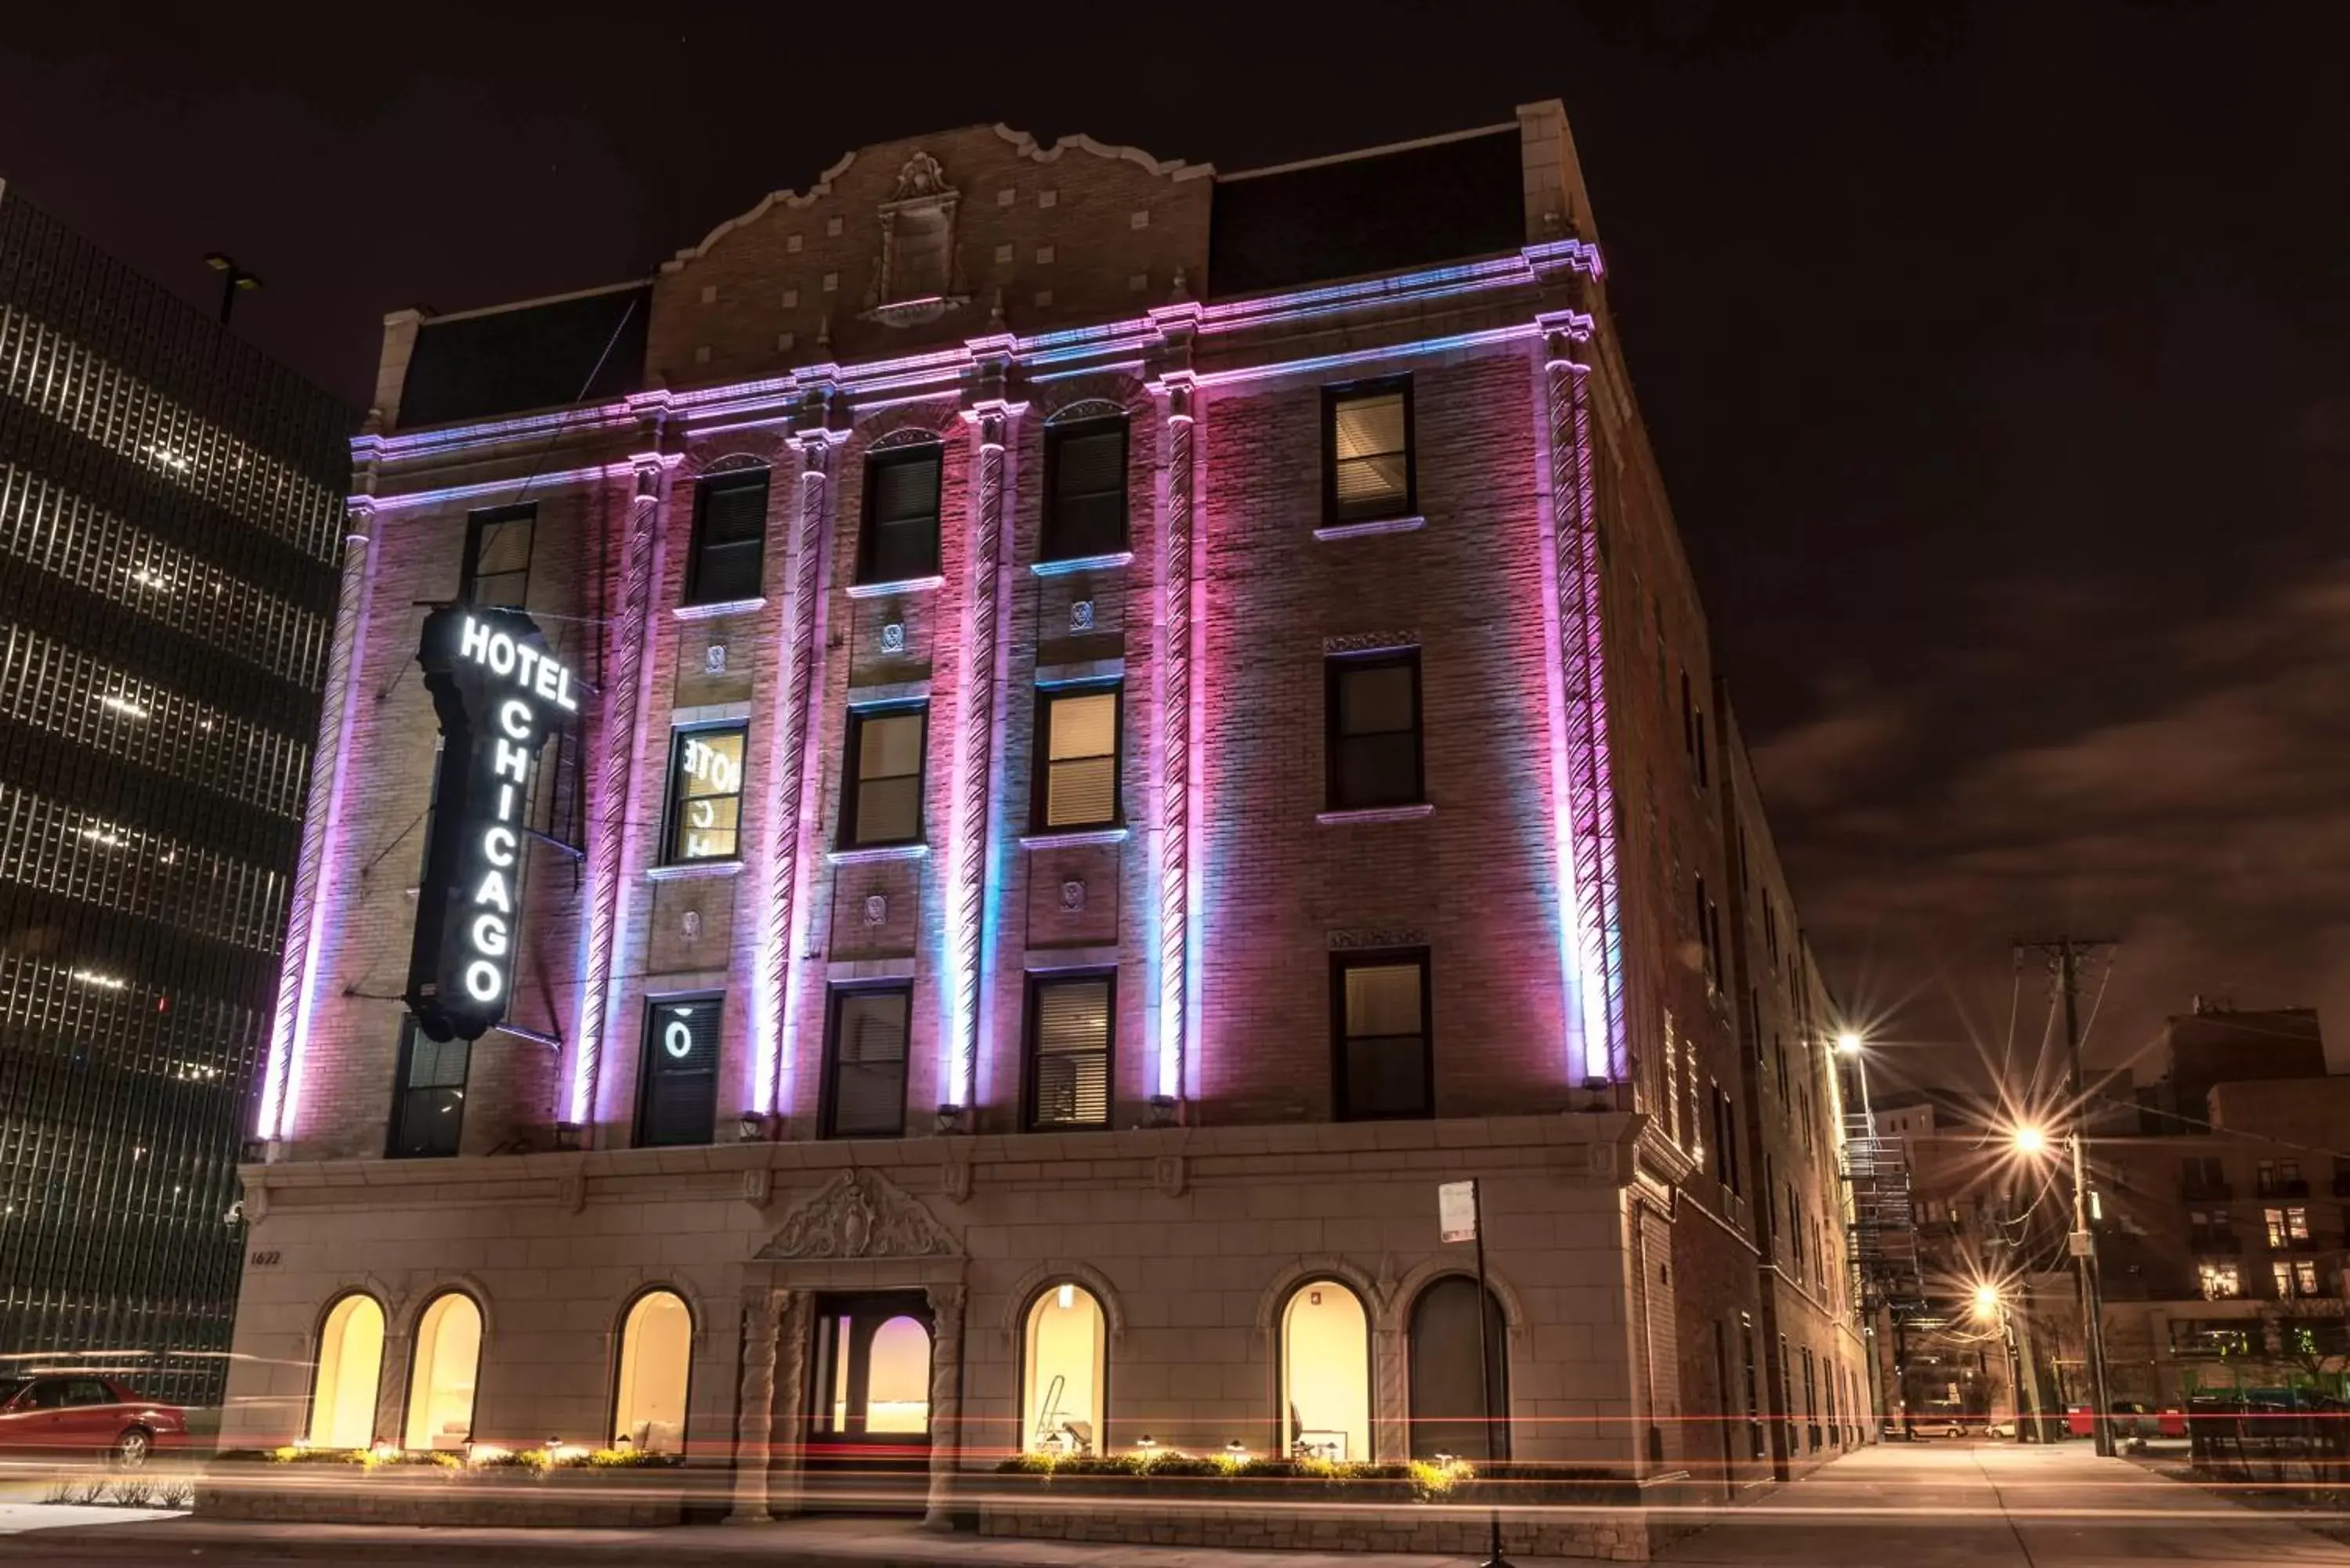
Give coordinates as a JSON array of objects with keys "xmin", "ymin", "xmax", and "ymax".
[
  {"xmin": 842, "ymin": 706, "xmax": 926, "ymax": 847},
  {"xmin": 1325, "ymin": 381, "xmax": 1415, "ymax": 525},
  {"xmin": 663, "ymin": 724, "xmax": 748, "ymax": 863},
  {"xmin": 1332, "ymin": 952, "xmax": 1430, "ymax": 1120},
  {"xmin": 1326, "ymin": 652, "xmax": 1423, "ymax": 810},
  {"xmin": 824, "ymin": 987, "xmax": 909, "ymax": 1138},
  {"xmin": 637, "ymin": 997, "xmax": 722, "ymax": 1148},
  {"xmin": 1036, "ymin": 687, "xmax": 1119, "ymax": 830},
  {"xmin": 859, "ymin": 446, "xmax": 943, "ymax": 584},
  {"xmin": 388, "ymin": 1020, "xmax": 469, "ymax": 1158},
  {"xmin": 461, "ymin": 504, "xmax": 536, "ymax": 609},
  {"xmin": 1026, "ymin": 974, "xmax": 1112, "ymax": 1129},
  {"xmin": 1042, "ymin": 418, "xmax": 1128, "ymax": 561},
  {"xmin": 687, "ymin": 470, "xmax": 770, "ymax": 605}
]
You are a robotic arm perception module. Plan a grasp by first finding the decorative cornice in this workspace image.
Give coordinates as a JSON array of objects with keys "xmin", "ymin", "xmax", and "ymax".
[
  {"xmin": 989, "ymin": 123, "xmax": 1209, "ymax": 182},
  {"xmin": 663, "ymin": 149, "xmax": 861, "ymax": 273}
]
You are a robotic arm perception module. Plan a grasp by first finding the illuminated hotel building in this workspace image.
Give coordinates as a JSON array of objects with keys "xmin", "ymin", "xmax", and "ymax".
[
  {"xmin": 0, "ymin": 182, "xmax": 349, "ymax": 1405},
  {"xmin": 221, "ymin": 105, "xmax": 1864, "ymax": 1525}
]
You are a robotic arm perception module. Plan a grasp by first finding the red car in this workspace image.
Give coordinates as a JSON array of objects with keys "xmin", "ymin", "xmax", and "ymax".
[{"xmin": 0, "ymin": 1375, "xmax": 188, "ymax": 1464}]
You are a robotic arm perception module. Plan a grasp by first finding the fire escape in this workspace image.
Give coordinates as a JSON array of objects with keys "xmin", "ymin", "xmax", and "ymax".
[{"xmin": 1842, "ymin": 1111, "xmax": 1924, "ymax": 1316}]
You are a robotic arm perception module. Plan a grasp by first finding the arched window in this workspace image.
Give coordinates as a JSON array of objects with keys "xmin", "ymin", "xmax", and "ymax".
[
  {"xmin": 1281, "ymin": 1279, "xmax": 1370, "ymax": 1461},
  {"xmin": 1023, "ymin": 1283, "xmax": 1106, "ymax": 1454},
  {"xmin": 613, "ymin": 1290, "xmax": 692, "ymax": 1454},
  {"xmin": 864, "ymin": 1315, "xmax": 931, "ymax": 1435},
  {"xmin": 403, "ymin": 1292, "xmax": 483, "ymax": 1451},
  {"xmin": 1408, "ymin": 1277, "xmax": 1508, "ymax": 1461},
  {"xmin": 306, "ymin": 1294, "xmax": 385, "ymax": 1450}
]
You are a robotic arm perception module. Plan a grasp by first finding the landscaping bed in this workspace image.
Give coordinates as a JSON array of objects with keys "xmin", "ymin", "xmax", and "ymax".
[{"xmin": 196, "ymin": 1445, "xmax": 705, "ymax": 1528}]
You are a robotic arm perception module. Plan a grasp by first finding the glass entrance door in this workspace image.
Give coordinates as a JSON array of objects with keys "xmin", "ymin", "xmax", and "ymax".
[{"xmin": 806, "ymin": 1292, "xmax": 935, "ymax": 1474}]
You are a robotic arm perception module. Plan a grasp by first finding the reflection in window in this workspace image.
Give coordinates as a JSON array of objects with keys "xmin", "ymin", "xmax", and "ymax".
[
  {"xmin": 1024, "ymin": 1283, "xmax": 1105, "ymax": 1454},
  {"xmin": 613, "ymin": 1291, "xmax": 692, "ymax": 1454},
  {"xmin": 638, "ymin": 998, "xmax": 721, "ymax": 1148},
  {"xmin": 1282, "ymin": 1281, "xmax": 1368, "ymax": 1461},
  {"xmin": 866, "ymin": 1315, "xmax": 931, "ymax": 1434},
  {"xmin": 403, "ymin": 1293, "xmax": 483, "ymax": 1450},
  {"xmin": 664, "ymin": 725, "xmax": 747, "ymax": 862},
  {"xmin": 307, "ymin": 1295, "xmax": 385, "ymax": 1450}
]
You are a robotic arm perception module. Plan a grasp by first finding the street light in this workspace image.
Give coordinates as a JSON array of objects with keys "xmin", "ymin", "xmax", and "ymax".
[
  {"xmin": 2011, "ymin": 1123, "xmax": 2049, "ymax": 1158},
  {"xmin": 1972, "ymin": 1283, "xmax": 2001, "ymax": 1320},
  {"xmin": 1835, "ymin": 1031, "xmax": 1864, "ymax": 1055}
]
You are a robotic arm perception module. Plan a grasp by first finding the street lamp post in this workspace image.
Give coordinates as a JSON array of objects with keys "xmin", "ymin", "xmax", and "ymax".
[{"xmin": 2012, "ymin": 1121, "xmax": 2116, "ymax": 1455}]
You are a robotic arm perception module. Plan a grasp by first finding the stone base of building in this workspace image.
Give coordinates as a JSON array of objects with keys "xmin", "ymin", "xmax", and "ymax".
[
  {"xmin": 977, "ymin": 1498, "xmax": 1670, "ymax": 1559},
  {"xmin": 193, "ymin": 1465, "xmax": 692, "ymax": 1530}
]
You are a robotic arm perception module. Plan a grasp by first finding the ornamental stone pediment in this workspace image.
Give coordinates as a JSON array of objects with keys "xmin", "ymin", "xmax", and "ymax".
[{"xmin": 754, "ymin": 1169, "xmax": 960, "ymax": 1260}]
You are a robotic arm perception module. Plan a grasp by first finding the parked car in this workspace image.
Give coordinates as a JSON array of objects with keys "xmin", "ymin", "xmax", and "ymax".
[
  {"xmin": 1925, "ymin": 1416, "xmax": 1978, "ymax": 1438},
  {"xmin": 1985, "ymin": 1418, "xmax": 2017, "ymax": 1439},
  {"xmin": 0, "ymin": 1375, "xmax": 187, "ymax": 1464}
]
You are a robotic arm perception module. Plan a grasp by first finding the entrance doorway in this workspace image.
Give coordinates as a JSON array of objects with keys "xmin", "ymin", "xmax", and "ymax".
[{"xmin": 804, "ymin": 1292, "xmax": 934, "ymax": 1502}]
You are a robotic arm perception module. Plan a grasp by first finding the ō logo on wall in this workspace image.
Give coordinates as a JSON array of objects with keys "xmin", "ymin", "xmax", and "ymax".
[{"xmin": 404, "ymin": 608, "xmax": 582, "ymax": 1042}]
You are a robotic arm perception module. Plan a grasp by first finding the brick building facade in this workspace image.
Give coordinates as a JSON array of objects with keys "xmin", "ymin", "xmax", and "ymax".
[{"xmin": 218, "ymin": 104, "xmax": 1860, "ymax": 1528}]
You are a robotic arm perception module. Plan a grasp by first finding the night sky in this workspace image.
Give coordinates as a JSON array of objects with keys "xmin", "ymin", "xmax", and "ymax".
[{"xmin": 7, "ymin": 2, "xmax": 2343, "ymax": 1100}]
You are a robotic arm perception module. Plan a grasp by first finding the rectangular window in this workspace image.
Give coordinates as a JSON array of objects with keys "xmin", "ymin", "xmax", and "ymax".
[
  {"xmin": 2297, "ymin": 1259, "xmax": 2321, "ymax": 1296},
  {"xmin": 388, "ymin": 1019, "xmax": 468, "ymax": 1158},
  {"xmin": 1035, "ymin": 686, "xmax": 1119, "ymax": 829},
  {"xmin": 1332, "ymin": 950, "xmax": 1432, "ymax": 1120},
  {"xmin": 823, "ymin": 986, "xmax": 910, "ymax": 1138},
  {"xmin": 2289, "ymin": 1206, "xmax": 2311, "ymax": 1241},
  {"xmin": 1026, "ymin": 972, "xmax": 1112, "ymax": 1129},
  {"xmin": 663, "ymin": 724, "xmax": 748, "ymax": 863},
  {"xmin": 2200, "ymin": 1261, "xmax": 2241, "ymax": 1299},
  {"xmin": 859, "ymin": 445, "xmax": 942, "ymax": 584},
  {"xmin": 637, "ymin": 997, "xmax": 721, "ymax": 1147},
  {"xmin": 460, "ymin": 504, "xmax": 535, "ymax": 609},
  {"xmin": 685, "ymin": 468, "xmax": 770, "ymax": 605},
  {"xmin": 1324, "ymin": 380, "xmax": 1414, "ymax": 525},
  {"xmin": 2274, "ymin": 1261, "xmax": 2296, "ymax": 1299},
  {"xmin": 841, "ymin": 706, "xmax": 926, "ymax": 847},
  {"xmin": 2266, "ymin": 1208, "xmax": 2287, "ymax": 1248},
  {"xmin": 1325, "ymin": 652, "xmax": 1423, "ymax": 810},
  {"xmin": 1042, "ymin": 417, "xmax": 1128, "ymax": 560}
]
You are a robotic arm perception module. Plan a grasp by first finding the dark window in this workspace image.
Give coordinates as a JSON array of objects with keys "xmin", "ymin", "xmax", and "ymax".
[
  {"xmin": 823, "ymin": 987, "xmax": 910, "ymax": 1139},
  {"xmin": 1324, "ymin": 381, "xmax": 1415, "ymax": 525},
  {"xmin": 686, "ymin": 468, "xmax": 770, "ymax": 605},
  {"xmin": 460, "ymin": 504, "xmax": 535, "ymax": 609},
  {"xmin": 663, "ymin": 724, "xmax": 748, "ymax": 863},
  {"xmin": 637, "ymin": 997, "xmax": 721, "ymax": 1147},
  {"xmin": 65, "ymin": 1378, "xmax": 112, "ymax": 1407},
  {"xmin": 1043, "ymin": 417, "xmax": 1129, "ymax": 560},
  {"xmin": 841, "ymin": 706, "xmax": 926, "ymax": 847},
  {"xmin": 1027, "ymin": 972, "xmax": 1112, "ymax": 1129},
  {"xmin": 1333, "ymin": 950, "xmax": 1432, "ymax": 1120},
  {"xmin": 388, "ymin": 1020, "xmax": 468, "ymax": 1158},
  {"xmin": 1712, "ymin": 1083, "xmax": 1741, "ymax": 1194},
  {"xmin": 1407, "ymin": 1277, "xmax": 1508, "ymax": 1460},
  {"xmin": 859, "ymin": 445, "xmax": 942, "ymax": 584},
  {"xmin": 1035, "ymin": 686, "xmax": 1120, "ymax": 829},
  {"xmin": 1326, "ymin": 652, "xmax": 1423, "ymax": 810}
]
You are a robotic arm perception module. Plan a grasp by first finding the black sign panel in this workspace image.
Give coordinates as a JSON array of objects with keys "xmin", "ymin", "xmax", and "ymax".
[{"xmin": 404, "ymin": 607, "xmax": 581, "ymax": 1042}]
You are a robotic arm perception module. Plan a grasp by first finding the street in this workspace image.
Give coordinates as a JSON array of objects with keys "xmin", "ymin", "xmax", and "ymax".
[{"xmin": 3, "ymin": 1442, "xmax": 2346, "ymax": 1566}]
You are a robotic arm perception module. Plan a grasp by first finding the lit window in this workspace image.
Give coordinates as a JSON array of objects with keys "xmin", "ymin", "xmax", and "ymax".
[
  {"xmin": 2199, "ymin": 1262, "xmax": 2241, "ymax": 1299},
  {"xmin": 1325, "ymin": 381, "xmax": 1414, "ymax": 524},
  {"xmin": 865, "ymin": 1316, "xmax": 931, "ymax": 1433},
  {"xmin": 842, "ymin": 707, "xmax": 925, "ymax": 847},
  {"xmin": 686, "ymin": 470, "xmax": 769, "ymax": 605},
  {"xmin": 663, "ymin": 725, "xmax": 747, "ymax": 862},
  {"xmin": 403, "ymin": 1293, "xmax": 483, "ymax": 1451},
  {"xmin": 859, "ymin": 446, "xmax": 942, "ymax": 584},
  {"xmin": 2297, "ymin": 1260, "xmax": 2321, "ymax": 1297},
  {"xmin": 1042, "ymin": 418, "xmax": 1128, "ymax": 560},
  {"xmin": 1326, "ymin": 652, "xmax": 1423, "ymax": 810},
  {"xmin": 1023, "ymin": 1284, "xmax": 1105, "ymax": 1454},
  {"xmin": 613, "ymin": 1290, "xmax": 692, "ymax": 1454},
  {"xmin": 824, "ymin": 986, "xmax": 909, "ymax": 1138},
  {"xmin": 1036, "ymin": 688, "xmax": 1119, "ymax": 829},
  {"xmin": 1027, "ymin": 974, "xmax": 1111, "ymax": 1129},
  {"xmin": 460, "ymin": 504, "xmax": 534, "ymax": 609},
  {"xmin": 1282, "ymin": 1281, "xmax": 1369, "ymax": 1461},
  {"xmin": 307, "ymin": 1295, "xmax": 385, "ymax": 1450},
  {"xmin": 1333, "ymin": 951, "xmax": 1431, "ymax": 1120},
  {"xmin": 2289, "ymin": 1206, "xmax": 2311, "ymax": 1241},
  {"xmin": 2275, "ymin": 1262, "xmax": 2295, "ymax": 1299},
  {"xmin": 2266, "ymin": 1208, "xmax": 2288, "ymax": 1248},
  {"xmin": 638, "ymin": 999, "xmax": 721, "ymax": 1147}
]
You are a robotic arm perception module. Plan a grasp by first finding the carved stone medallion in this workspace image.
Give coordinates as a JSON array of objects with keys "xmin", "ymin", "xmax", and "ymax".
[{"xmin": 754, "ymin": 1169, "xmax": 960, "ymax": 1260}]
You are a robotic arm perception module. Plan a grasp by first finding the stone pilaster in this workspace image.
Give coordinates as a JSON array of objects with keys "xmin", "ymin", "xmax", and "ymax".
[
  {"xmin": 572, "ymin": 445, "xmax": 667, "ymax": 1131},
  {"xmin": 767, "ymin": 1289, "xmax": 812, "ymax": 1516},
  {"xmin": 761, "ymin": 413, "xmax": 846, "ymax": 1118},
  {"xmin": 730, "ymin": 1287, "xmax": 782, "ymax": 1523},
  {"xmin": 1153, "ymin": 372, "xmax": 1197, "ymax": 1111},
  {"xmin": 944, "ymin": 396, "xmax": 1018, "ymax": 1113},
  {"xmin": 1542, "ymin": 316, "xmax": 1625, "ymax": 1082},
  {"xmin": 923, "ymin": 1283, "xmax": 967, "ymax": 1527},
  {"xmin": 258, "ymin": 494, "xmax": 377, "ymax": 1143}
]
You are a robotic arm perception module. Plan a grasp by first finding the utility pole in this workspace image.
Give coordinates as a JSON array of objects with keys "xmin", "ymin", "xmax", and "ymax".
[{"xmin": 2018, "ymin": 935, "xmax": 2118, "ymax": 1456}]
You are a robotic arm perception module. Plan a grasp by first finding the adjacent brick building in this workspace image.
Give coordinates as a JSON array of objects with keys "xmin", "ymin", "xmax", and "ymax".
[{"xmin": 218, "ymin": 104, "xmax": 1860, "ymax": 1536}]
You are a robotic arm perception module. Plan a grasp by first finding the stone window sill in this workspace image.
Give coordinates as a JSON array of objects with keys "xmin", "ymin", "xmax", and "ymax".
[
  {"xmin": 1315, "ymin": 803, "xmax": 1434, "ymax": 827},
  {"xmin": 674, "ymin": 596, "xmax": 766, "ymax": 621},
  {"xmin": 845, "ymin": 574, "xmax": 946, "ymax": 600},
  {"xmin": 827, "ymin": 841, "xmax": 931, "ymax": 865},
  {"xmin": 1032, "ymin": 551, "xmax": 1134, "ymax": 577},
  {"xmin": 1018, "ymin": 826, "xmax": 1130, "ymax": 849},
  {"xmin": 646, "ymin": 859, "xmax": 745, "ymax": 882},
  {"xmin": 1314, "ymin": 515, "xmax": 1426, "ymax": 543}
]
